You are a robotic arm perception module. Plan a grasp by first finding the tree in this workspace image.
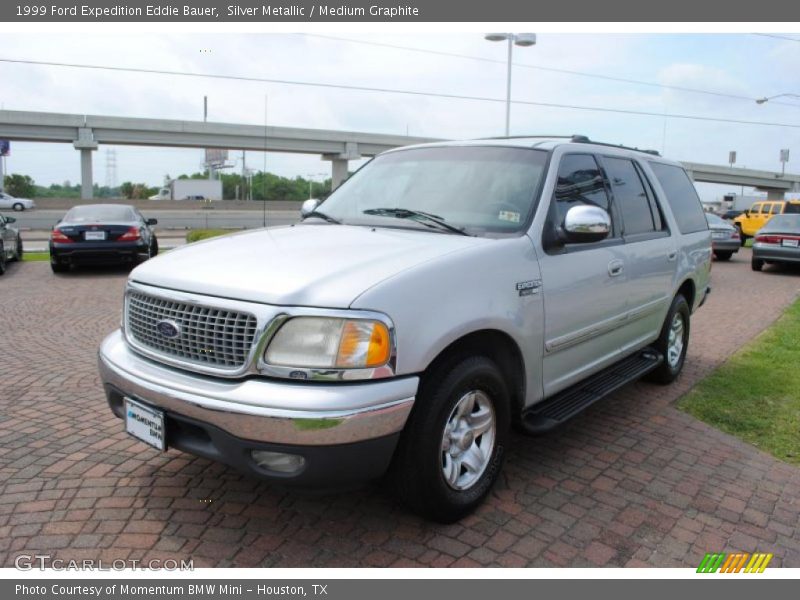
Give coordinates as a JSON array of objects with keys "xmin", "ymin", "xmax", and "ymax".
[
  {"xmin": 3, "ymin": 174, "xmax": 35, "ymax": 198},
  {"xmin": 119, "ymin": 182, "xmax": 134, "ymax": 199}
]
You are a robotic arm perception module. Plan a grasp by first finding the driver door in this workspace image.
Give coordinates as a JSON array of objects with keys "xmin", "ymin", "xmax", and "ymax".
[{"xmin": 537, "ymin": 153, "xmax": 631, "ymax": 396}]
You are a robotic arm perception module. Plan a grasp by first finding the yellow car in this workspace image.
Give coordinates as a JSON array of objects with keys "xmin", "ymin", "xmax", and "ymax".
[{"xmin": 733, "ymin": 200, "xmax": 800, "ymax": 244}]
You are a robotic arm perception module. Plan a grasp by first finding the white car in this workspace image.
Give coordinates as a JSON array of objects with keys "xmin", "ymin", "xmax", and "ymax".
[{"xmin": 0, "ymin": 192, "xmax": 35, "ymax": 211}]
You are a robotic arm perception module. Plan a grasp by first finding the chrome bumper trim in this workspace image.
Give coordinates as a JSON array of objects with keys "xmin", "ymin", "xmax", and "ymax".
[{"xmin": 98, "ymin": 330, "xmax": 417, "ymax": 446}]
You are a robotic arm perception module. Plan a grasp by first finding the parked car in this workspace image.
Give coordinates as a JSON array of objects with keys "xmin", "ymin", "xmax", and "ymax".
[
  {"xmin": 49, "ymin": 204, "xmax": 158, "ymax": 273},
  {"xmin": 0, "ymin": 214, "xmax": 23, "ymax": 275},
  {"xmin": 706, "ymin": 213, "xmax": 740, "ymax": 260},
  {"xmin": 0, "ymin": 192, "xmax": 35, "ymax": 212},
  {"xmin": 720, "ymin": 209, "xmax": 743, "ymax": 221},
  {"xmin": 733, "ymin": 199, "xmax": 800, "ymax": 244},
  {"xmin": 98, "ymin": 136, "xmax": 711, "ymax": 522},
  {"xmin": 751, "ymin": 214, "xmax": 800, "ymax": 272}
]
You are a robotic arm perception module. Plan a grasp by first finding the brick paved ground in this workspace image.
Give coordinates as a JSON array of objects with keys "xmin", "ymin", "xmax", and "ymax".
[{"xmin": 1, "ymin": 250, "xmax": 799, "ymax": 568}]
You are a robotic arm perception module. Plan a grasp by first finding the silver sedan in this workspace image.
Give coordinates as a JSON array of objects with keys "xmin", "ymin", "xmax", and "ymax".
[
  {"xmin": 752, "ymin": 214, "xmax": 800, "ymax": 271},
  {"xmin": 707, "ymin": 213, "xmax": 740, "ymax": 261}
]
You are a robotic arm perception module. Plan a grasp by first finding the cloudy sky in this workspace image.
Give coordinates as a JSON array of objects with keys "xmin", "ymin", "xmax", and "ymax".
[{"xmin": 2, "ymin": 32, "xmax": 800, "ymax": 200}]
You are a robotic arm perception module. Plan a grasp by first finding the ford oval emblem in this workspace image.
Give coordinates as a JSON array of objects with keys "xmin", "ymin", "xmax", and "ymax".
[{"xmin": 156, "ymin": 320, "xmax": 181, "ymax": 338}]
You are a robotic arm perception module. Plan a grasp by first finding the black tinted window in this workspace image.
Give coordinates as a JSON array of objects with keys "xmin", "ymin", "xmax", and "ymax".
[
  {"xmin": 785, "ymin": 203, "xmax": 800, "ymax": 214},
  {"xmin": 649, "ymin": 163, "xmax": 707, "ymax": 234},
  {"xmin": 64, "ymin": 205, "xmax": 136, "ymax": 223},
  {"xmin": 605, "ymin": 157, "xmax": 655, "ymax": 235},
  {"xmin": 553, "ymin": 154, "xmax": 610, "ymax": 228}
]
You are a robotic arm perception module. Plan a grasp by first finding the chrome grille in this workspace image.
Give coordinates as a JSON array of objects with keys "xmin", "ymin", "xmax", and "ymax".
[{"xmin": 126, "ymin": 291, "xmax": 258, "ymax": 370}]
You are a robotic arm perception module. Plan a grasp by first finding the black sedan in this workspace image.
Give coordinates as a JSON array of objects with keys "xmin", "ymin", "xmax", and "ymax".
[
  {"xmin": 752, "ymin": 214, "xmax": 800, "ymax": 272},
  {"xmin": 49, "ymin": 204, "xmax": 159, "ymax": 273}
]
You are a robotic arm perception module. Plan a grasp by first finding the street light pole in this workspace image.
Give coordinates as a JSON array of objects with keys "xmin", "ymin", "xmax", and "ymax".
[
  {"xmin": 755, "ymin": 93, "xmax": 800, "ymax": 105},
  {"xmin": 484, "ymin": 33, "xmax": 537, "ymax": 137}
]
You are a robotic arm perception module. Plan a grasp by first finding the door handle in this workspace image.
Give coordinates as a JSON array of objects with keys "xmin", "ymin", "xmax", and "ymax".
[
  {"xmin": 608, "ymin": 259, "xmax": 624, "ymax": 277},
  {"xmin": 667, "ymin": 251, "xmax": 677, "ymax": 262}
]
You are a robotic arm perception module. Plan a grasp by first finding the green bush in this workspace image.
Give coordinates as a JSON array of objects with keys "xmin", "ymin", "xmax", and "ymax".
[{"xmin": 185, "ymin": 229, "xmax": 233, "ymax": 243}]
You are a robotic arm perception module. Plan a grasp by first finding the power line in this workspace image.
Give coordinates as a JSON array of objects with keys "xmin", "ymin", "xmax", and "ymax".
[
  {"xmin": 2, "ymin": 56, "xmax": 800, "ymax": 130},
  {"xmin": 752, "ymin": 33, "xmax": 800, "ymax": 43},
  {"xmin": 302, "ymin": 33, "xmax": 800, "ymax": 107}
]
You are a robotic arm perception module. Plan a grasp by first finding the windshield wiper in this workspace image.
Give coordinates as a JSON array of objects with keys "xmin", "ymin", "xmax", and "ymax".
[
  {"xmin": 362, "ymin": 208, "xmax": 470, "ymax": 236},
  {"xmin": 302, "ymin": 210, "xmax": 341, "ymax": 224}
]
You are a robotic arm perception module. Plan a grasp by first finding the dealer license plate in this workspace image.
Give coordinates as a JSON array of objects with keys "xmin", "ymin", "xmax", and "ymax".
[
  {"xmin": 782, "ymin": 239, "xmax": 799, "ymax": 248},
  {"xmin": 84, "ymin": 230, "xmax": 106, "ymax": 241},
  {"xmin": 125, "ymin": 398, "xmax": 165, "ymax": 451}
]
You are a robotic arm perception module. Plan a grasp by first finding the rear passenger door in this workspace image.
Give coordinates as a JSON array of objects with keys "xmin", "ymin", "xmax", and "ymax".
[{"xmin": 600, "ymin": 155, "xmax": 675, "ymax": 351}]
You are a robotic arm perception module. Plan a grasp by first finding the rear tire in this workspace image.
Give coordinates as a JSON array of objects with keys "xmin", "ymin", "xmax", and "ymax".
[
  {"xmin": 714, "ymin": 251, "xmax": 733, "ymax": 261},
  {"xmin": 751, "ymin": 258, "xmax": 764, "ymax": 272},
  {"xmin": 11, "ymin": 237, "xmax": 22, "ymax": 262},
  {"xmin": 646, "ymin": 294, "xmax": 690, "ymax": 385},
  {"xmin": 392, "ymin": 355, "xmax": 510, "ymax": 523},
  {"xmin": 0, "ymin": 243, "xmax": 6, "ymax": 275}
]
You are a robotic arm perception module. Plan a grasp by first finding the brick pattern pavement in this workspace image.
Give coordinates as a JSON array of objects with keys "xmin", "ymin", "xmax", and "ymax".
[{"xmin": 1, "ymin": 252, "xmax": 799, "ymax": 568}]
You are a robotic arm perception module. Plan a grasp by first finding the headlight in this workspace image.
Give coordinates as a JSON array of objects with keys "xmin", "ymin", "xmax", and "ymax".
[{"xmin": 264, "ymin": 317, "xmax": 391, "ymax": 369}]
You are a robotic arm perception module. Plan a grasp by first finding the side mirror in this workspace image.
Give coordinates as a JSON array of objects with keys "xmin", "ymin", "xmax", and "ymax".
[
  {"xmin": 5, "ymin": 216, "xmax": 15, "ymax": 224},
  {"xmin": 743, "ymin": 209, "xmax": 750, "ymax": 216},
  {"xmin": 562, "ymin": 205, "xmax": 611, "ymax": 243},
  {"xmin": 300, "ymin": 198, "xmax": 321, "ymax": 218},
  {"xmin": 146, "ymin": 218, "xmax": 158, "ymax": 225}
]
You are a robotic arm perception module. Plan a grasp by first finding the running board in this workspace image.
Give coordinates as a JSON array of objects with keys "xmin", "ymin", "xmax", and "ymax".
[{"xmin": 520, "ymin": 348, "xmax": 663, "ymax": 435}]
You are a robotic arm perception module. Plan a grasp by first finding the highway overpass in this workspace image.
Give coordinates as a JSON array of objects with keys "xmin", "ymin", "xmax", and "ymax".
[{"xmin": 1, "ymin": 109, "xmax": 798, "ymax": 200}]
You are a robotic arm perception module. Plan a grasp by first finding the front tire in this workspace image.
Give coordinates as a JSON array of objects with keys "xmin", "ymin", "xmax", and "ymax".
[
  {"xmin": 12, "ymin": 202, "xmax": 24, "ymax": 212},
  {"xmin": 647, "ymin": 294, "xmax": 690, "ymax": 385},
  {"xmin": 392, "ymin": 355, "xmax": 510, "ymax": 523},
  {"xmin": 0, "ymin": 243, "xmax": 6, "ymax": 275}
]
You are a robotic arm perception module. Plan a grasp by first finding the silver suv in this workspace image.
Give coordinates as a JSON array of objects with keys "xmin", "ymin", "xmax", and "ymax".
[{"xmin": 98, "ymin": 136, "xmax": 711, "ymax": 522}]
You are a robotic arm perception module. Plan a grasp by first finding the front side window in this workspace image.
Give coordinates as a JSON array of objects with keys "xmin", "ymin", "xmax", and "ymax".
[
  {"xmin": 552, "ymin": 154, "xmax": 611, "ymax": 229},
  {"xmin": 316, "ymin": 146, "xmax": 548, "ymax": 236},
  {"xmin": 604, "ymin": 157, "xmax": 655, "ymax": 235},
  {"xmin": 751, "ymin": 204, "xmax": 763, "ymax": 214}
]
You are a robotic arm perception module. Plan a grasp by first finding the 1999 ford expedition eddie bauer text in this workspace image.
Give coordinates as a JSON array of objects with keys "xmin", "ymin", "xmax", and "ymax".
[{"xmin": 98, "ymin": 135, "xmax": 711, "ymax": 522}]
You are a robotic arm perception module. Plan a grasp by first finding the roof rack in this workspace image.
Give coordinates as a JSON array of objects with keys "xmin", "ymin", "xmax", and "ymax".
[
  {"xmin": 479, "ymin": 135, "xmax": 574, "ymax": 140},
  {"xmin": 569, "ymin": 134, "xmax": 661, "ymax": 156}
]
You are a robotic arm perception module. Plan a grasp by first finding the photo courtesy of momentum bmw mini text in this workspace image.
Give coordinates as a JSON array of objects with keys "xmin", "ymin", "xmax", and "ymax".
[{"xmin": 1, "ymin": 0, "xmax": 800, "ymax": 597}]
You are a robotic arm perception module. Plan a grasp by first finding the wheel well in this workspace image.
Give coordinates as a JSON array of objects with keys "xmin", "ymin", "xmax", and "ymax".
[
  {"xmin": 422, "ymin": 330, "xmax": 526, "ymax": 420},
  {"xmin": 677, "ymin": 279, "xmax": 695, "ymax": 311}
]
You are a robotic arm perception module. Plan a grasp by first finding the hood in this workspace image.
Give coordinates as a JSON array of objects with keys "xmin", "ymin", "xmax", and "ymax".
[{"xmin": 130, "ymin": 224, "xmax": 488, "ymax": 308}]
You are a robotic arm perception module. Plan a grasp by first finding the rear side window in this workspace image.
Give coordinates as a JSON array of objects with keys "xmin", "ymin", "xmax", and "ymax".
[
  {"xmin": 785, "ymin": 202, "xmax": 800, "ymax": 214},
  {"xmin": 649, "ymin": 163, "xmax": 708, "ymax": 234},
  {"xmin": 604, "ymin": 157, "xmax": 655, "ymax": 235},
  {"xmin": 771, "ymin": 203, "xmax": 782, "ymax": 214},
  {"xmin": 553, "ymin": 154, "xmax": 611, "ymax": 228}
]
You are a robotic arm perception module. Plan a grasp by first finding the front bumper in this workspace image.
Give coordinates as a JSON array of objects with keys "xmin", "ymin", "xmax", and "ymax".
[{"xmin": 98, "ymin": 330, "xmax": 418, "ymax": 485}]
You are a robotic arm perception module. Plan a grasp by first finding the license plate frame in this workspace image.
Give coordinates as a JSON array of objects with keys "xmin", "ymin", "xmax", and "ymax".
[
  {"xmin": 782, "ymin": 238, "xmax": 799, "ymax": 248},
  {"xmin": 84, "ymin": 230, "xmax": 106, "ymax": 241},
  {"xmin": 124, "ymin": 397, "xmax": 166, "ymax": 451}
]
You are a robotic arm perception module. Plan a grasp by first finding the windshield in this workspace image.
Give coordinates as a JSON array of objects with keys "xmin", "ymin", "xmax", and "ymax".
[
  {"xmin": 64, "ymin": 205, "xmax": 136, "ymax": 223},
  {"xmin": 316, "ymin": 146, "xmax": 549, "ymax": 236},
  {"xmin": 705, "ymin": 213, "xmax": 728, "ymax": 227}
]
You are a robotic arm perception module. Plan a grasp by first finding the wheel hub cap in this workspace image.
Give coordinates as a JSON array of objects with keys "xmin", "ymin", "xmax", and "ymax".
[
  {"xmin": 440, "ymin": 390, "xmax": 496, "ymax": 491},
  {"xmin": 667, "ymin": 313, "xmax": 685, "ymax": 368}
]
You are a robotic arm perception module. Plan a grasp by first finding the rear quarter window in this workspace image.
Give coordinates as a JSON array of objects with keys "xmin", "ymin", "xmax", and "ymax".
[{"xmin": 649, "ymin": 162, "xmax": 708, "ymax": 234}]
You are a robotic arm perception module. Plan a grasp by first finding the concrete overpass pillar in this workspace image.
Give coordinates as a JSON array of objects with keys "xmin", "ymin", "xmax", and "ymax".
[
  {"xmin": 73, "ymin": 127, "xmax": 98, "ymax": 200},
  {"xmin": 323, "ymin": 142, "xmax": 361, "ymax": 190}
]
